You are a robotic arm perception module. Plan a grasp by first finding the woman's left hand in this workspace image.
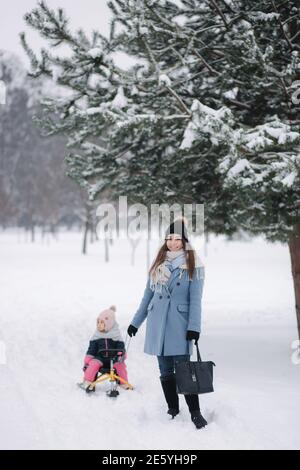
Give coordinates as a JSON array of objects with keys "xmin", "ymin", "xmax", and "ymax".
[{"xmin": 186, "ymin": 330, "xmax": 200, "ymax": 343}]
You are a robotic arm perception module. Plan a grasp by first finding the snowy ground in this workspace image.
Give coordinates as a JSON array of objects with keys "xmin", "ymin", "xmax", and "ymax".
[{"xmin": 0, "ymin": 229, "xmax": 299, "ymax": 450}]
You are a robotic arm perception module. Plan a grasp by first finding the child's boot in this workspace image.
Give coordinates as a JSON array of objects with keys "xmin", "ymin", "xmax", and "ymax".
[{"xmin": 77, "ymin": 379, "xmax": 93, "ymax": 391}]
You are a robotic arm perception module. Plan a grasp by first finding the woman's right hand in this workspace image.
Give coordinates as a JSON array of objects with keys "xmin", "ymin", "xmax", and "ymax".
[{"xmin": 127, "ymin": 324, "xmax": 138, "ymax": 337}]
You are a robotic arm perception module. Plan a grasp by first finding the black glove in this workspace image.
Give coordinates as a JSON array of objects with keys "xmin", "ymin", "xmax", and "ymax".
[
  {"xmin": 186, "ymin": 330, "xmax": 200, "ymax": 343},
  {"xmin": 127, "ymin": 324, "xmax": 138, "ymax": 337}
]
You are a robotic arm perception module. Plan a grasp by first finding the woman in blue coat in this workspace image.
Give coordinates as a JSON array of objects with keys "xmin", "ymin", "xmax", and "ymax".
[{"xmin": 127, "ymin": 219, "xmax": 207, "ymax": 429}]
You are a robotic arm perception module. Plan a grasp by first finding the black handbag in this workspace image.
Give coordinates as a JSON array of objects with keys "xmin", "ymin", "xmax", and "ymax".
[{"xmin": 175, "ymin": 343, "xmax": 216, "ymax": 395}]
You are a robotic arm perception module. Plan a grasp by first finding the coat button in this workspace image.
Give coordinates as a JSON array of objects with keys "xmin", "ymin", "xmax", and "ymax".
[
  {"xmin": 177, "ymin": 282, "xmax": 180, "ymax": 286},
  {"xmin": 159, "ymin": 295, "xmax": 162, "ymax": 299},
  {"xmin": 167, "ymin": 295, "xmax": 170, "ymax": 298}
]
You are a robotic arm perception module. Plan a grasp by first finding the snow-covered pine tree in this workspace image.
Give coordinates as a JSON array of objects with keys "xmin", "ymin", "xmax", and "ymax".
[
  {"xmin": 107, "ymin": 0, "xmax": 238, "ymax": 235},
  {"xmin": 21, "ymin": 0, "xmax": 236, "ymax": 238},
  {"xmin": 91, "ymin": 0, "xmax": 296, "ymax": 342},
  {"xmin": 174, "ymin": 0, "xmax": 300, "ymax": 339},
  {"xmin": 20, "ymin": 1, "xmax": 123, "ymax": 203},
  {"xmin": 134, "ymin": 0, "xmax": 300, "ymax": 339}
]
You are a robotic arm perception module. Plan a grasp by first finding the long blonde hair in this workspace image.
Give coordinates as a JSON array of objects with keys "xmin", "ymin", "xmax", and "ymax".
[{"xmin": 149, "ymin": 238, "xmax": 196, "ymax": 281}]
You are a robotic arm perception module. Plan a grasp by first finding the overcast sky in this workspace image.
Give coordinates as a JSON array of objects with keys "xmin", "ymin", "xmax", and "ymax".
[{"xmin": 0, "ymin": 0, "xmax": 113, "ymax": 66}]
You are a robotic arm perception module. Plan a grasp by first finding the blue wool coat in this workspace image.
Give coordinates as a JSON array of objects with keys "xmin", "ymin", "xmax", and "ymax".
[{"xmin": 130, "ymin": 265, "xmax": 205, "ymax": 356}]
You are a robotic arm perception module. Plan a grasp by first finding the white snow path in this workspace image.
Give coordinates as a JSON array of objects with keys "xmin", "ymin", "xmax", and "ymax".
[{"xmin": 0, "ymin": 230, "xmax": 299, "ymax": 450}]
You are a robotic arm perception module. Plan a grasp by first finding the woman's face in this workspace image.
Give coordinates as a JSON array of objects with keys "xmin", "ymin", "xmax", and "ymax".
[{"xmin": 166, "ymin": 234, "xmax": 183, "ymax": 251}]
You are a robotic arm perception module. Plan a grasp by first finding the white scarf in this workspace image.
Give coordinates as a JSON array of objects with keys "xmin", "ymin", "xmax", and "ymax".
[
  {"xmin": 90, "ymin": 321, "xmax": 123, "ymax": 342},
  {"xmin": 150, "ymin": 249, "xmax": 204, "ymax": 292}
]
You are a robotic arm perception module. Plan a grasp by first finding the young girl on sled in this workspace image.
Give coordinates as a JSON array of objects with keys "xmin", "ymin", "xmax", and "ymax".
[{"xmin": 78, "ymin": 305, "xmax": 130, "ymax": 390}]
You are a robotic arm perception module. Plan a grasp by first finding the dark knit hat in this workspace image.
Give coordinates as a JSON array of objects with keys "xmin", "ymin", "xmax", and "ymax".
[{"xmin": 165, "ymin": 218, "xmax": 189, "ymax": 242}]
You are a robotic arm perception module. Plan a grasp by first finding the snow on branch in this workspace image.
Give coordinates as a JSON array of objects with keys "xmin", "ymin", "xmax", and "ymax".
[{"xmin": 180, "ymin": 99, "xmax": 235, "ymax": 149}]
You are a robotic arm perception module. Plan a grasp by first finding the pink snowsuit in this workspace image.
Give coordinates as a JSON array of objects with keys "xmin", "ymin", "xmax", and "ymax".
[
  {"xmin": 82, "ymin": 305, "xmax": 129, "ymax": 387},
  {"xmin": 83, "ymin": 353, "xmax": 129, "ymax": 384}
]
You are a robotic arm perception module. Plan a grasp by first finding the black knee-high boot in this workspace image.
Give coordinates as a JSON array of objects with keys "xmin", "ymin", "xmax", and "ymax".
[
  {"xmin": 184, "ymin": 394, "xmax": 207, "ymax": 429},
  {"xmin": 159, "ymin": 374, "xmax": 180, "ymax": 419}
]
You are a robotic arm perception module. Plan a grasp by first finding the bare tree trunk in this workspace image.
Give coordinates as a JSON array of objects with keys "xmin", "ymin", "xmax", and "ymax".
[
  {"xmin": 90, "ymin": 223, "xmax": 95, "ymax": 244},
  {"xmin": 90, "ymin": 218, "xmax": 99, "ymax": 243},
  {"xmin": 82, "ymin": 202, "xmax": 94, "ymax": 255},
  {"xmin": 82, "ymin": 220, "xmax": 89, "ymax": 255},
  {"xmin": 288, "ymin": 222, "xmax": 300, "ymax": 342},
  {"xmin": 31, "ymin": 222, "xmax": 35, "ymax": 243},
  {"xmin": 204, "ymin": 231, "xmax": 209, "ymax": 257},
  {"xmin": 146, "ymin": 227, "xmax": 151, "ymax": 273},
  {"xmin": 129, "ymin": 238, "xmax": 140, "ymax": 266},
  {"xmin": 104, "ymin": 236, "xmax": 109, "ymax": 262},
  {"xmin": 50, "ymin": 223, "xmax": 58, "ymax": 241}
]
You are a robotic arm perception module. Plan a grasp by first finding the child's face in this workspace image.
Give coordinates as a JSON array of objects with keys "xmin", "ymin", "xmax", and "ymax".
[
  {"xmin": 97, "ymin": 310, "xmax": 115, "ymax": 332},
  {"xmin": 97, "ymin": 319, "xmax": 106, "ymax": 332}
]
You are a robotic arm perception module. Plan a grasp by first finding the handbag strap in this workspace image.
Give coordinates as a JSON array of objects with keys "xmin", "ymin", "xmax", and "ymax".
[
  {"xmin": 187, "ymin": 338, "xmax": 203, "ymax": 362},
  {"xmin": 195, "ymin": 342, "xmax": 202, "ymax": 362}
]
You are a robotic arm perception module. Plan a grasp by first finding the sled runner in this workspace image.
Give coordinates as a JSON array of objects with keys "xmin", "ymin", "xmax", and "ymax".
[{"xmin": 85, "ymin": 348, "xmax": 134, "ymax": 397}]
